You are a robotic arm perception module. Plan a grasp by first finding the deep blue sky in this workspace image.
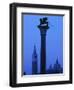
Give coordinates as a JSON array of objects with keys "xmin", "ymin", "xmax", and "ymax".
[{"xmin": 22, "ymin": 14, "xmax": 63, "ymax": 75}]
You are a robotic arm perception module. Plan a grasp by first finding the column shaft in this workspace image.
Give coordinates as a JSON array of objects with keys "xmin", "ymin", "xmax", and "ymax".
[{"xmin": 40, "ymin": 33, "xmax": 46, "ymax": 74}]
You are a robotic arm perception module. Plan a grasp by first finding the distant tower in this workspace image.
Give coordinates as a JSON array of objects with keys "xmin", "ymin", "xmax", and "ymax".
[
  {"xmin": 32, "ymin": 45, "xmax": 38, "ymax": 74},
  {"xmin": 38, "ymin": 17, "xmax": 49, "ymax": 74},
  {"xmin": 53, "ymin": 58, "xmax": 63, "ymax": 73}
]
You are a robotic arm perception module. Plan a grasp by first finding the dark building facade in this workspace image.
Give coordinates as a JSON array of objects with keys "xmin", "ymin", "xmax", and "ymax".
[{"xmin": 32, "ymin": 45, "xmax": 38, "ymax": 74}]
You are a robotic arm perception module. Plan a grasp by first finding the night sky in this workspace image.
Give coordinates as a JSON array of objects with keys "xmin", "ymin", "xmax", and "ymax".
[{"xmin": 22, "ymin": 14, "xmax": 63, "ymax": 75}]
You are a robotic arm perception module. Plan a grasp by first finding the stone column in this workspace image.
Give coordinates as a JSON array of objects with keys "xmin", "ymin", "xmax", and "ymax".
[{"xmin": 38, "ymin": 17, "xmax": 49, "ymax": 74}]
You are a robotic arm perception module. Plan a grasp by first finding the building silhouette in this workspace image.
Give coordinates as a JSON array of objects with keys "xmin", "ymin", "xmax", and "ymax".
[
  {"xmin": 46, "ymin": 58, "xmax": 63, "ymax": 74},
  {"xmin": 38, "ymin": 17, "xmax": 49, "ymax": 74},
  {"xmin": 32, "ymin": 45, "xmax": 38, "ymax": 74},
  {"xmin": 53, "ymin": 58, "xmax": 63, "ymax": 73}
]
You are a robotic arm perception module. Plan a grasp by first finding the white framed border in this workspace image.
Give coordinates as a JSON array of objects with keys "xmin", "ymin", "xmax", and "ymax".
[{"xmin": 16, "ymin": 7, "xmax": 70, "ymax": 84}]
